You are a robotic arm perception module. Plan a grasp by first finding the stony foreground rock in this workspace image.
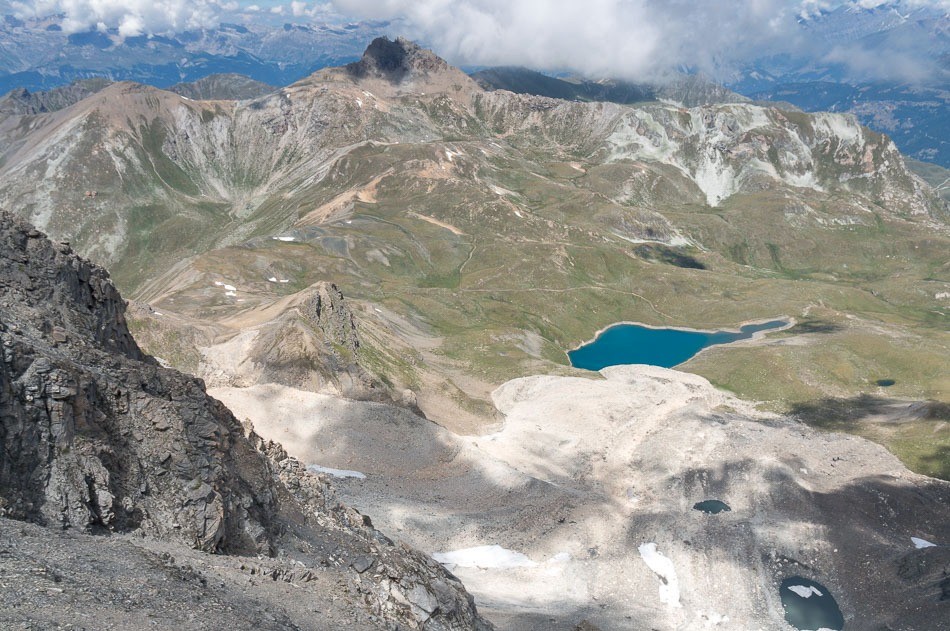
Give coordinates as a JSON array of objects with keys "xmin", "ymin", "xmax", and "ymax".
[{"xmin": 0, "ymin": 209, "xmax": 492, "ymax": 630}]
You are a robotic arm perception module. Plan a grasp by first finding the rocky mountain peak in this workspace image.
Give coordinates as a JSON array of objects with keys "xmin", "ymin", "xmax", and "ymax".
[{"xmin": 347, "ymin": 36, "xmax": 452, "ymax": 83}]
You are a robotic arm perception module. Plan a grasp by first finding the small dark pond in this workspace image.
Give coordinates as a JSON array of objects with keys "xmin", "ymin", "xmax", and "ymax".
[
  {"xmin": 875, "ymin": 379, "xmax": 896, "ymax": 387},
  {"xmin": 568, "ymin": 320, "xmax": 788, "ymax": 371},
  {"xmin": 779, "ymin": 576, "xmax": 844, "ymax": 631},
  {"xmin": 693, "ymin": 500, "xmax": 731, "ymax": 514}
]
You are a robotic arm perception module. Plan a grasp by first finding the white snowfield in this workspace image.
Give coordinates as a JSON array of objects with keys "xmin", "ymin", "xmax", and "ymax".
[
  {"xmin": 432, "ymin": 545, "xmax": 537, "ymax": 570},
  {"xmin": 306, "ymin": 464, "xmax": 366, "ymax": 480},
  {"xmin": 272, "ymin": 236, "xmax": 296, "ymax": 242},
  {"xmin": 912, "ymin": 537, "xmax": 937, "ymax": 549},
  {"xmin": 639, "ymin": 543, "xmax": 682, "ymax": 607}
]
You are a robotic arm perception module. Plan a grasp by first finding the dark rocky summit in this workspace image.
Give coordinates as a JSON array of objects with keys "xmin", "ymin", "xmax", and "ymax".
[
  {"xmin": 0, "ymin": 210, "xmax": 491, "ymax": 630},
  {"xmin": 347, "ymin": 37, "xmax": 452, "ymax": 84}
]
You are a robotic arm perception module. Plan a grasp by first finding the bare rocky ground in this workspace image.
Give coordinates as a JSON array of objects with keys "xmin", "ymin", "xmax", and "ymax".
[
  {"xmin": 213, "ymin": 366, "xmax": 950, "ymax": 630},
  {"xmin": 0, "ymin": 518, "xmax": 380, "ymax": 630}
]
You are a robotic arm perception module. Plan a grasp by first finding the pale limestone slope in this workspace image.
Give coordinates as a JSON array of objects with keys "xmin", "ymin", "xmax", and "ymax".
[{"xmin": 213, "ymin": 365, "xmax": 950, "ymax": 630}]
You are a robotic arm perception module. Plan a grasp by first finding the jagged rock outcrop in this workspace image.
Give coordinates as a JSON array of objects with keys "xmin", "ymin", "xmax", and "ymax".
[
  {"xmin": 306, "ymin": 282, "xmax": 360, "ymax": 353},
  {"xmin": 0, "ymin": 210, "xmax": 491, "ymax": 630},
  {"xmin": 247, "ymin": 283, "xmax": 391, "ymax": 402},
  {"xmin": 0, "ymin": 212, "xmax": 272, "ymax": 550}
]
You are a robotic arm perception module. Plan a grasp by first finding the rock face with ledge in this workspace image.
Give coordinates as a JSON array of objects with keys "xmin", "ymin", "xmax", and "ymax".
[{"xmin": 0, "ymin": 210, "xmax": 492, "ymax": 630}]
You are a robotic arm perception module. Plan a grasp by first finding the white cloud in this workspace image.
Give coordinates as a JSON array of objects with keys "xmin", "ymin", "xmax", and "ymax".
[
  {"xmin": 291, "ymin": 1, "xmax": 307, "ymax": 16},
  {"xmin": 330, "ymin": 0, "xmax": 949, "ymax": 81},
  {"xmin": 331, "ymin": 0, "xmax": 810, "ymax": 80},
  {"xmin": 118, "ymin": 14, "xmax": 145, "ymax": 38},
  {"xmin": 12, "ymin": 0, "xmax": 224, "ymax": 35},
  {"xmin": 270, "ymin": 4, "xmax": 285, "ymax": 14}
]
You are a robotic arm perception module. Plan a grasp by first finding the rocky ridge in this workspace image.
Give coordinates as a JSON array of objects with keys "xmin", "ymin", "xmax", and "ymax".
[
  {"xmin": 197, "ymin": 282, "xmax": 393, "ymax": 403},
  {"xmin": 0, "ymin": 209, "xmax": 491, "ymax": 630},
  {"xmin": 169, "ymin": 74, "xmax": 276, "ymax": 101},
  {"xmin": 0, "ymin": 37, "xmax": 942, "ymax": 283},
  {"xmin": 0, "ymin": 77, "xmax": 113, "ymax": 116}
]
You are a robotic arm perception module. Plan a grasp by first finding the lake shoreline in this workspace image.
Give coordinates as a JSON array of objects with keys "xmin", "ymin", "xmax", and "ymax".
[{"xmin": 566, "ymin": 316, "xmax": 797, "ymax": 370}]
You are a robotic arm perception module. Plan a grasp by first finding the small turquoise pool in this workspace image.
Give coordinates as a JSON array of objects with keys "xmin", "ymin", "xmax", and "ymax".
[
  {"xmin": 693, "ymin": 500, "xmax": 731, "ymax": 514},
  {"xmin": 568, "ymin": 320, "xmax": 788, "ymax": 371}
]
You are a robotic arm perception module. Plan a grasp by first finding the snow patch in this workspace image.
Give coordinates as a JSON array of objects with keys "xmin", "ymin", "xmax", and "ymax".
[
  {"xmin": 912, "ymin": 537, "xmax": 937, "ymax": 549},
  {"xmin": 306, "ymin": 464, "xmax": 366, "ymax": 480},
  {"xmin": 638, "ymin": 543, "xmax": 681, "ymax": 607},
  {"xmin": 432, "ymin": 545, "xmax": 537, "ymax": 570},
  {"xmin": 612, "ymin": 232, "xmax": 693, "ymax": 248},
  {"xmin": 268, "ymin": 277, "xmax": 278, "ymax": 283},
  {"xmin": 788, "ymin": 584, "xmax": 823, "ymax": 598},
  {"xmin": 355, "ymin": 98, "xmax": 363, "ymax": 108},
  {"xmin": 935, "ymin": 292, "xmax": 950, "ymax": 300},
  {"xmin": 273, "ymin": 236, "xmax": 296, "ymax": 242}
]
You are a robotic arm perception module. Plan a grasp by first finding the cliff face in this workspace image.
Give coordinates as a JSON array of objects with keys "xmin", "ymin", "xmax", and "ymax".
[
  {"xmin": 0, "ymin": 210, "xmax": 491, "ymax": 630},
  {"xmin": 0, "ymin": 210, "xmax": 269, "ymax": 550}
]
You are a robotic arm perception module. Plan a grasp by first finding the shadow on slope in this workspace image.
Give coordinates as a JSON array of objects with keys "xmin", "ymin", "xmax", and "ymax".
[{"xmin": 788, "ymin": 395, "xmax": 950, "ymax": 480}]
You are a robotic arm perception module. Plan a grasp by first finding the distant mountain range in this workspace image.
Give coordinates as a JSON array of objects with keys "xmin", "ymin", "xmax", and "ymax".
[
  {"xmin": 0, "ymin": 13, "xmax": 390, "ymax": 93},
  {"xmin": 725, "ymin": 2, "xmax": 949, "ymax": 167}
]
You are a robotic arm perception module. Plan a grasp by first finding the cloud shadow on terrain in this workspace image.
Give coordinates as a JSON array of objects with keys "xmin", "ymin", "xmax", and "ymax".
[
  {"xmin": 787, "ymin": 395, "xmax": 950, "ymax": 479},
  {"xmin": 783, "ymin": 318, "xmax": 843, "ymax": 335},
  {"xmin": 789, "ymin": 395, "xmax": 950, "ymax": 428}
]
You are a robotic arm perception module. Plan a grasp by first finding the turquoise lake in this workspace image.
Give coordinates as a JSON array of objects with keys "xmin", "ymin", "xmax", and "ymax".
[{"xmin": 568, "ymin": 320, "xmax": 788, "ymax": 371}]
